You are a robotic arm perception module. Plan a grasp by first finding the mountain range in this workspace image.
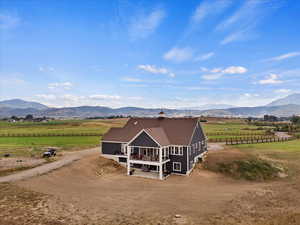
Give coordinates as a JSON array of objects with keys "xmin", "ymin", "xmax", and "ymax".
[
  {"xmin": 267, "ymin": 93, "xmax": 300, "ymax": 106},
  {"xmin": 0, "ymin": 99, "xmax": 49, "ymax": 110},
  {"xmin": 0, "ymin": 94, "xmax": 299, "ymax": 118}
]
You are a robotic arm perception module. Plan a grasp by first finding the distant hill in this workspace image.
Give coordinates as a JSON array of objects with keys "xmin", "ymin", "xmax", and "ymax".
[
  {"xmin": 180, "ymin": 104, "xmax": 235, "ymax": 110},
  {"xmin": 201, "ymin": 104, "xmax": 300, "ymax": 117},
  {"xmin": 0, "ymin": 99, "xmax": 49, "ymax": 110},
  {"xmin": 0, "ymin": 98, "xmax": 300, "ymax": 118},
  {"xmin": 267, "ymin": 93, "xmax": 300, "ymax": 106}
]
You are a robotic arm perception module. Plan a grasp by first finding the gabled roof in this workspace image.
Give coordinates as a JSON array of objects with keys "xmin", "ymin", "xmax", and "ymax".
[
  {"xmin": 144, "ymin": 127, "xmax": 170, "ymax": 146},
  {"xmin": 102, "ymin": 117, "xmax": 200, "ymax": 145}
]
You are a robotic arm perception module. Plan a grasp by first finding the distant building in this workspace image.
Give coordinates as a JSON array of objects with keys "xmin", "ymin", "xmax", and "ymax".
[{"xmin": 101, "ymin": 112, "xmax": 208, "ymax": 180}]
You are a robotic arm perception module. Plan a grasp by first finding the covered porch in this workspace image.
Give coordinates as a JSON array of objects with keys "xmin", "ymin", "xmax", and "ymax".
[{"xmin": 126, "ymin": 146, "xmax": 170, "ymax": 180}]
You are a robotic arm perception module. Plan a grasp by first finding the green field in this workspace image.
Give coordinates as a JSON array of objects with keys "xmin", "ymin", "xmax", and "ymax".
[
  {"xmin": 235, "ymin": 139, "xmax": 300, "ymax": 158},
  {"xmin": 233, "ymin": 139, "xmax": 300, "ymax": 175},
  {"xmin": 0, "ymin": 119, "xmax": 127, "ymax": 157},
  {"xmin": 0, "ymin": 119, "xmax": 125, "ymax": 135},
  {"xmin": 203, "ymin": 121, "xmax": 269, "ymax": 133},
  {"xmin": 202, "ymin": 120, "xmax": 272, "ymax": 141},
  {"xmin": 0, "ymin": 136, "xmax": 101, "ymax": 157}
]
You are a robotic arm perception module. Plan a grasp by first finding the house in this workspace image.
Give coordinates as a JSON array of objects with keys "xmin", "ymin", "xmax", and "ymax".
[{"xmin": 101, "ymin": 112, "xmax": 208, "ymax": 180}]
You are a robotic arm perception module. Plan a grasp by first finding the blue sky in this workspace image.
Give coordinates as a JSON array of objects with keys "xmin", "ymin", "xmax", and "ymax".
[{"xmin": 0, "ymin": 0, "xmax": 299, "ymax": 108}]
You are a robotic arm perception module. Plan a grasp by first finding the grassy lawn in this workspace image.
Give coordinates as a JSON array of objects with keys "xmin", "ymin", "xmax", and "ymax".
[
  {"xmin": 0, "ymin": 136, "xmax": 101, "ymax": 157},
  {"xmin": 233, "ymin": 139, "xmax": 300, "ymax": 174},
  {"xmin": 235, "ymin": 139, "xmax": 300, "ymax": 155}
]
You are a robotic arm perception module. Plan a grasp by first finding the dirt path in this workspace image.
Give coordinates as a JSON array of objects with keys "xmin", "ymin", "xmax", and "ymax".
[
  {"xmin": 275, "ymin": 131, "xmax": 292, "ymax": 138},
  {"xmin": 208, "ymin": 142, "xmax": 225, "ymax": 151},
  {"xmin": 0, "ymin": 148, "xmax": 99, "ymax": 183}
]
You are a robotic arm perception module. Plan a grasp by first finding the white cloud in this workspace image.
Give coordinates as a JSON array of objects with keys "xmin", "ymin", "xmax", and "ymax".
[
  {"xmin": 48, "ymin": 82, "xmax": 73, "ymax": 90},
  {"xmin": 202, "ymin": 73, "xmax": 223, "ymax": 80},
  {"xmin": 163, "ymin": 47, "xmax": 193, "ymax": 63},
  {"xmin": 192, "ymin": 0, "xmax": 232, "ymax": 24},
  {"xmin": 194, "ymin": 52, "xmax": 215, "ymax": 61},
  {"xmin": 39, "ymin": 66, "xmax": 55, "ymax": 72},
  {"xmin": 265, "ymin": 52, "xmax": 300, "ymax": 62},
  {"xmin": 129, "ymin": 8, "xmax": 165, "ymax": 40},
  {"xmin": 35, "ymin": 94, "xmax": 56, "ymax": 100},
  {"xmin": 210, "ymin": 68, "xmax": 222, "ymax": 73},
  {"xmin": 243, "ymin": 93, "xmax": 259, "ymax": 98},
  {"xmin": 61, "ymin": 94, "xmax": 85, "ymax": 102},
  {"xmin": 89, "ymin": 94, "xmax": 121, "ymax": 100},
  {"xmin": 0, "ymin": 13, "xmax": 20, "ymax": 29},
  {"xmin": 138, "ymin": 65, "xmax": 175, "ymax": 77},
  {"xmin": 200, "ymin": 67, "xmax": 209, "ymax": 72},
  {"xmin": 220, "ymin": 29, "xmax": 249, "ymax": 45},
  {"xmin": 202, "ymin": 66, "xmax": 247, "ymax": 80},
  {"xmin": 216, "ymin": 0, "xmax": 282, "ymax": 44},
  {"xmin": 223, "ymin": 66, "xmax": 247, "ymax": 74},
  {"xmin": 122, "ymin": 77, "xmax": 143, "ymax": 82},
  {"xmin": 31, "ymin": 94, "xmax": 143, "ymax": 108},
  {"xmin": 259, "ymin": 74, "xmax": 283, "ymax": 85},
  {"xmin": 275, "ymin": 89, "xmax": 291, "ymax": 93}
]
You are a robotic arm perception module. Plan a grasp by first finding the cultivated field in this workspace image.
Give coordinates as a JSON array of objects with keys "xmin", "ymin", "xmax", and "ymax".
[{"xmin": 0, "ymin": 118, "xmax": 127, "ymax": 156}]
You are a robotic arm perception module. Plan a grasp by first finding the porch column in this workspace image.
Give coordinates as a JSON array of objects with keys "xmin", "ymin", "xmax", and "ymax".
[
  {"xmin": 127, "ymin": 146, "xmax": 131, "ymax": 175},
  {"xmin": 159, "ymin": 147, "xmax": 163, "ymax": 180}
]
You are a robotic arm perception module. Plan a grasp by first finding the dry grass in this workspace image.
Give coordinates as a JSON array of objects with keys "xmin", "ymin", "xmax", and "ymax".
[
  {"xmin": 203, "ymin": 148, "xmax": 285, "ymax": 181},
  {"xmin": 95, "ymin": 156, "xmax": 126, "ymax": 176}
]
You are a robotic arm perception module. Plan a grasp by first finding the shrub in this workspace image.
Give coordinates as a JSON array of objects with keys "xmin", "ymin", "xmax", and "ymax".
[{"xmin": 217, "ymin": 158, "xmax": 281, "ymax": 181}]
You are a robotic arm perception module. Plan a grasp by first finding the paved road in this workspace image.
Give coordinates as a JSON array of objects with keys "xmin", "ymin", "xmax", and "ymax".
[{"xmin": 0, "ymin": 148, "xmax": 99, "ymax": 183}]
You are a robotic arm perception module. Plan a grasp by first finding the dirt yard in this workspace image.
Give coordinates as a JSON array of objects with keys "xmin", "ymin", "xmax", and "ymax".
[
  {"xmin": 1, "ymin": 149, "xmax": 300, "ymax": 225},
  {"xmin": 0, "ymin": 157, "xmax": 45, "ymax": 171}
]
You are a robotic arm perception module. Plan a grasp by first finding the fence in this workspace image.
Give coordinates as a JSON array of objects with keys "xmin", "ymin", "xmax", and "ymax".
[
  {"xmin": 209, "ymin": 135, "xmax": 274, "ymax": 143},
  {"xmin": 0, "ymin": 133, "xmax": 103, "ymax": 137},
  {"xmin": 225, "ymin": 137, "xmax": 293, "ymax": 145},
  {"xmin": 206, "ymin": 132, "xmax": 267, "ymax": 136}
]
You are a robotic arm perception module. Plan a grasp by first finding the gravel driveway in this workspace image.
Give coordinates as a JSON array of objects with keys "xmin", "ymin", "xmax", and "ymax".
[{"xmin": 0, "ymin": 148, "xmax": 99, "ymax": 183}]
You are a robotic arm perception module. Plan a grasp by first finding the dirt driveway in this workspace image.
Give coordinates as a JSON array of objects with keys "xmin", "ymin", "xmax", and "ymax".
[
  {"xmin": 16, "ymin": 153, "xmax": 265, "ymax": 223},
  {"xmin": 0, "ymin": 148, "xmax": 98, "ymax": 183}
]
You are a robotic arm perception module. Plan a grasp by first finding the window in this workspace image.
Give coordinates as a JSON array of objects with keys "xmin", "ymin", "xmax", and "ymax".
[
  {"xmin": 170, "ymin": 146, "xmax": 174, "ymax": 155},
  {"xmin": 173, "ymin": 162, "xmax": 181, "ymax": 172},
  {"xmin": 179, "ymin": 147, "xmax": 183, "ymax": 155},
  {"xmin": 170, "ymin": 146, "xmax": 183, "ymax": 155},
  {"xmin": 121, "ymin": 144, "xmax": 126, "ymax": 154}
]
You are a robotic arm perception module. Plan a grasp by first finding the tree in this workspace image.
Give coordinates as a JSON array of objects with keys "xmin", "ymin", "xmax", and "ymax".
[
  {"xmin": 291, "ymin": 115, "xmax": 300, "ymax": 124},
  {"xmin": 11, "ymin": 116, "xmax": 18, "ymax": 121},
  {"xmin": 25, "ymin": 114, "xmax": 34, "ymax": 120},
  {"xmin": 264, "ymin": 115, "xmax": 278, "ymax": 122}
]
